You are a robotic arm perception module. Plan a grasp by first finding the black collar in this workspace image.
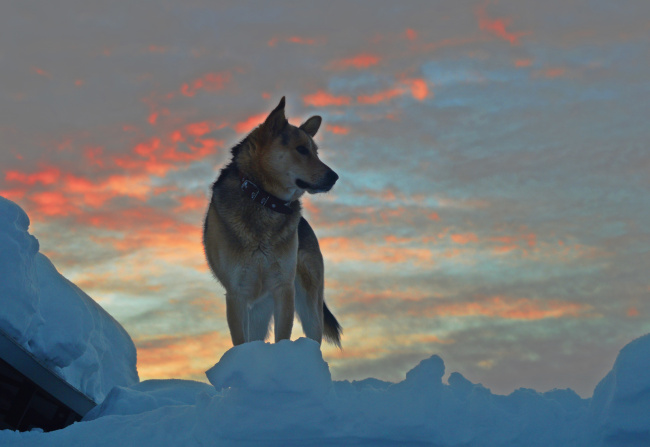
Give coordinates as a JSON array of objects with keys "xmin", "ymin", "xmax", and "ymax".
[{"xmin": 238, "ymin": 173, "xmax": 294, "ymax": 215}]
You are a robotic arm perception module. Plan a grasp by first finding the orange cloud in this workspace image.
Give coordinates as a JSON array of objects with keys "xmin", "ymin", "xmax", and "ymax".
[
  {"xmin": 319, "ymin": 236, "xmax": 433, "ymax": 266},
  {"xmin": 515, "ymin": 58, "xmax": 533, "ymax": 68},
  {"xmin": 287, "ymin": 36, "xmax": 318, "ymax": 45},
  {"xmin": 181, "ymin": 71, "xmax": 231, "ymax": 97},
  {"xmin": 329, "ymin": 53, "xmax": 381, "ymax": 70},
  {"xmin": 419, "ymin": 296, "xmax": 593, "ymax": 320},
  {"xmin": 475, "ymin": 3, "xmax": 529, "ymax": 46},
  {"xmin": 33, "ymin": 67, "xmax": 51, "ymax": 78},
  {"xmin": 402, "ymin": 78, "xmax": 429, "ymax": 101},
  {"xmin": 405, "ymin": 28, "xmax": 418, "ymax": 41},
  {"xmin": 30, "ymin": 191, "xmax": 74, "ymax": 216},
  {"xmin": 233, "ymin": 113, "xmax": 267, "ymax": 134},
  {"xmin": 65, "ymin": 173, "xmax": 153, "ymax": 206},
  {"xmin": 135, "ymin": 331, "xmax": 232, "ymax": 380},
  {"xmin": 490, "ymin": 232, "xmax": 536, "ymax": 253},
  {"xmin": 84, "ymin": 147, "xmax": 105, "ymax": 167},
  {"xmin": 0, "ymin": 188, "xmax": 27, "ymax": 201},
  {"xmin": 357, "ymin": 88, "xmax": 403, "ymax": 105},
  {"xmin": 115, "ymin": 124, "xmax": 222, "ymax": 175},
  {"xmin": 325, "ymin": 125, "xmax": 350, "ymax": 135},
  {"xmin": 175, "ymin": 194, "xmax": 207, "ymax": 212},
  {"xmin": 5, "ymin": 166, "xmax": 61, "ymax": 185},
  {"xmin": 303, "ymin": 91, "xmax": 352, "ymax": 107},
  {"xmin": 450, "ymin": 233, "xmax": 479, "ymax": 244},
  {"xmin": 6, "ymin": 119, "xmax": 222, "ymax": 219},
  {"xmin": 268, "ymin": 36, "xmax": 323, "ymax": 47},
  {"xmin": 75, "ymin": 206, "xmax": 206, "ymax": 268},
  {"xmin": 533, "ymin": 67, "xmax": 568, "ymax": 79},
  {"xmin": 6, "ymin": 166, "xmax": 160, "ymax": 217},
  {"xmin": 73, "ymin": 270, "xmax": 164, "ymax": 295},
  {"xmin": 184, "ymin": 121, "xmax": 212, "ymax": 137},
  {"xmin": 356, "ymin": 78, "xmax": 429, "ymax": 105}
]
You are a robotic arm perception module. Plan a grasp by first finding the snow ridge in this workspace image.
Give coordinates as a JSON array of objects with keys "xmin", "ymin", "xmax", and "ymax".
[{"xmin": 0, "ymin": 197, "xmax": 139, "ymax": 402}]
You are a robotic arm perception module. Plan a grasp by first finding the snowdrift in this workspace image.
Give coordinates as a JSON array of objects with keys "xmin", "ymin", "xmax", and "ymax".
[
  {"xmin": 0, "ymin": 197, "xmax": 138, "ymax": 402},
  {"xmin": 1, "ymin": 336, "xmax": 650, "ymax": 446},
  {"xmin": 1, "ymin": 195, "xmax": 649, "ymax": 446}
]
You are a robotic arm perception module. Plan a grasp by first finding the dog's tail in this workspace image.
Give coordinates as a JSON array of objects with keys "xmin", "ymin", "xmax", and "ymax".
[{"xmin": 323, "ymin": 301, "xmax": 342, "ymax": 348}]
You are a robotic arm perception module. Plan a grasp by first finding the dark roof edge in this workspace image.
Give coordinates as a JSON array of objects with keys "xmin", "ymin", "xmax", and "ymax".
[{"xmin": 0, "ymin": 328, "xmax": 97, "ymax": 415}]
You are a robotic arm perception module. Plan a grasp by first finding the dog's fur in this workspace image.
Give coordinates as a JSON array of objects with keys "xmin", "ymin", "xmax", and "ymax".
[{"xmin": 203, "ymin": 97, "xmax": 342, "ymax": 347}]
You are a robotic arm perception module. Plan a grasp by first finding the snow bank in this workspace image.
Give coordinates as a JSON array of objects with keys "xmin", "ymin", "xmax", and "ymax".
[
  {"xmin": 3, "ymin": 335, "xmax": 650, "ymax": 446},
  {"xmin": 589, "ymin": 333, "xmax": 650, "ymax": 445},
  {"xmin": 0, "ymin": 196, "xmax": 138, "ymax": 402}
]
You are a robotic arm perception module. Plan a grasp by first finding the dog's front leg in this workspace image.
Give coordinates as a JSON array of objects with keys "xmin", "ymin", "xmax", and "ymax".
[
  {"xmin": 226, "ymin": 293, "xmax": 246, "ymax": 346},
  {"xmin": 273, "ymin": 285, "xmax": 294, "ymax": 342}
]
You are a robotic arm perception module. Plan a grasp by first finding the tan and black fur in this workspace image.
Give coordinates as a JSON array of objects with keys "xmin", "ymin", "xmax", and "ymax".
[{"xmin": 203, "ymin": 97, "xmax": 342, "ymax": 347}]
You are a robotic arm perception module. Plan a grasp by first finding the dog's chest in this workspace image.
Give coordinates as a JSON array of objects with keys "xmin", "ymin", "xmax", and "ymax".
[{"xmin": 229, "ymin": 238, "xmax": 298, "ymax": 302}]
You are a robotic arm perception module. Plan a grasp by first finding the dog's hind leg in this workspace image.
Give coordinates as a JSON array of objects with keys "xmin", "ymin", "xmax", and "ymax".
[
  {"xmin": 294, "ymin": 273, "xmax": 323, "ymax": 344},
  {"xmin": 295, "ymin": 218, "xmax": 325, "ymax": 344}
]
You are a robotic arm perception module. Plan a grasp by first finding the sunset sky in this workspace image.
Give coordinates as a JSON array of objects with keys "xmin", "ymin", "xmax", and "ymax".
[{"xmin": 2, "ymin": 1, "xmax": 649, "ymax": 397}]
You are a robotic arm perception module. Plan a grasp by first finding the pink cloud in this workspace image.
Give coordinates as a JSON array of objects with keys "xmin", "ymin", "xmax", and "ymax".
[
  {"xmin": 475, "ymin": 3, "xmax": 529, "ymax": 46},
  {"xmin": 268, "ymin": 36, "xmax": 323, "ymax": 47},
  {"xmin": 357, "ymin": 88, "xmax": 403, "ymax": 105},
  {"xmin": 329, "ymin": 54, "xmax": 381, "ymax": 70},
  {"xmin": 181, "ymin": 71, "xmax": 231, "ymax": 97},
  {"xmin": 405, "ymin": 28, "xmax": 418, "ymax": 41},
  {"xmin": 303, "ymin": 91, "xmax": 352, "ymax": 107},
  {"xmin": 326, "ymin": 125, "xmax": 350, "ymax": 135},
  {"xmin": 5, "ymin": 166, "xmax": 61, "ymax": 186},
  {"xmin": 402, "ymin": 78, "xmax": 429, "ymax": 101},
  {"xmin": 419, "ymin": 296, "xmax": 594, "ymax": 320},
  {"xmin": 233, "ymin": 113, "xmax": 267, "ymax": 134}
]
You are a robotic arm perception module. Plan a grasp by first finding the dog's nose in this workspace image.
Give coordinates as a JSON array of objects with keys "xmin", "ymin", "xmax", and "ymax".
[{"xmin": 326, "ymin": 170, "xmax": 339, "ymax": 187}]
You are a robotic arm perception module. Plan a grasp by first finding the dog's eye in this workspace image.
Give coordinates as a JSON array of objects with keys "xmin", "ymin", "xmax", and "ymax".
[{"xmin": 296, "ymin": 145, "xmax": 309, "ymax": 156}]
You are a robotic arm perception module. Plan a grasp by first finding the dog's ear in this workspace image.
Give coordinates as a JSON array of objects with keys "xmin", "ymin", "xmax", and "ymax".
[
  {"xmin": 262, "ymin": 97, "xmax": 288, "ymax": 136},
  {"xmin": 299, "ymin": 115, "xmax": 322, "ymax": 137}
]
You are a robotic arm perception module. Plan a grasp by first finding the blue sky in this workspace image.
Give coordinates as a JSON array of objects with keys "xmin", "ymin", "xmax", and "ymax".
[{"xmin": 1, "ymin": 0, "xmax": 649, "ymax": 396}]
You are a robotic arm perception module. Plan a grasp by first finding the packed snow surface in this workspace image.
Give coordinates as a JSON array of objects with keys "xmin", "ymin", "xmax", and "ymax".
[
  {"xmin": 0, "ymin": 197, "xmax": 138, "ymax": 402},
  {"xmin": 1, "ymin": 335, "xmax": 650, "ymax": 446},
  {"xmin": 2, "ymin": 195, "xmax": 649, "ymax": 446}
]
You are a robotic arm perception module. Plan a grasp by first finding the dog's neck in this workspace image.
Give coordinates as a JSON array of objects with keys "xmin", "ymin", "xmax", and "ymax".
[{"xmin": 238, "ymin": 172, "xmax": 295, "ymax": 215}]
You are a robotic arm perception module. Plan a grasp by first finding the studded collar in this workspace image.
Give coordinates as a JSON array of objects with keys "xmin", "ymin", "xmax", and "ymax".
[{"xmin": 238, "ymin": 173, "xmax": 294, "ymax": 215}]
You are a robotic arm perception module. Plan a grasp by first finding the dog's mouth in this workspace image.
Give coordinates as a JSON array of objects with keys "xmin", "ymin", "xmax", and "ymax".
[
  {"xmin": 295, "ymin": 171, "xmax": 339, "ymax": 194},
  {"xmin": 295, "ymin": 178, "xmax": 312, "ymax": 190}
]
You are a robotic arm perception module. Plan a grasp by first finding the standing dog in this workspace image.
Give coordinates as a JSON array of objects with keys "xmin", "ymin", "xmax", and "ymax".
[{"xmin": 203, "ymin": 97, "xmax": 342, "ymax": 347}]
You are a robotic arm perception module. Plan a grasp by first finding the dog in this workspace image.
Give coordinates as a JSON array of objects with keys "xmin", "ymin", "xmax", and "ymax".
[{"xmin": 203, "ymin": 97, "xmax": 342, "ymax": 347}]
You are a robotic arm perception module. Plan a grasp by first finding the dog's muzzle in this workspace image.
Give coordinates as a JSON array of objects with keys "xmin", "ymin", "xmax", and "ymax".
[
  {"xmin": 297, "ymin": 169, "xmax": 338, "ymax": 193},
  {"xmin": 322, "ymin": 169, "xmax": 339, "ymax": 190}
]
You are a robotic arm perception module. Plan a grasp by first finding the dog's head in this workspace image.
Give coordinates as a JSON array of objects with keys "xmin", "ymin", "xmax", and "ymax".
[{"xmin": 246, "ymin": 97, "xmax": 338, "ymax": 201}]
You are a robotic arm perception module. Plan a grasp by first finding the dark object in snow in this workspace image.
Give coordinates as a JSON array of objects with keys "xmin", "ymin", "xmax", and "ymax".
[{"xmin": 0, "ymin": 329, "xmax": 96, "ymax": 432}]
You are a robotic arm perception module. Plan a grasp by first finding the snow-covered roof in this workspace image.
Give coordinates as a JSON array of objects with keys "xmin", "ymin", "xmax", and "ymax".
[{"xmin": 0, "ymin": 197, "xmax": 139, "ymax": 404}]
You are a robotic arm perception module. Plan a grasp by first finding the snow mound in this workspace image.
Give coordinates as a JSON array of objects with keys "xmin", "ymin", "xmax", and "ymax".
[
  {"xmin": 0, "ymin": 197, "xmax": 41, "ymax": 343},
  {"xmin": 84, "ymin": 379, "xmax": 217, "ymax": 421},
  {"xmin": 2, "ymin": 336, "xmax": 650, "ymax": 446},
  {"xmin": 206, "ymin": 337, "xmax": 331, "ymax": 396},
  {"xmin": 590, "ymin": 333, "xmax": 650, "ymax": 444},
  {"xmin": 0, "ymin": 196, "xmax": 139, "ymax": 402}
]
